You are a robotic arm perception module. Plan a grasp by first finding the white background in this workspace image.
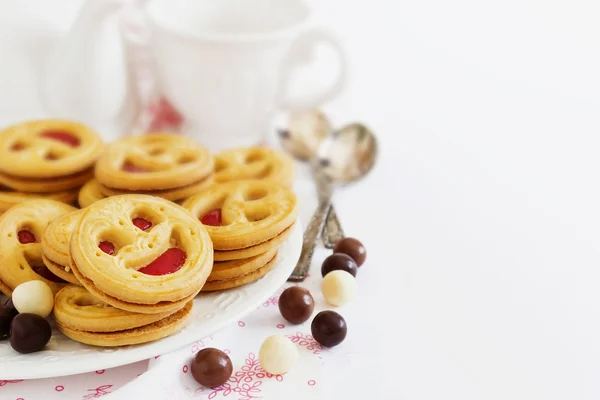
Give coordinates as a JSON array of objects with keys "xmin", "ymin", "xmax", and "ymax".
[{"xmin": 1, "ymin": 0, "xmax": 600, "ymax": 399}]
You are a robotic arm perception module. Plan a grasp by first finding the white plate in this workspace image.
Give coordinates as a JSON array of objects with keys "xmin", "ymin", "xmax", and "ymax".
[{"xmin": 0, "ymin": 222, "xmax": 302, "ymax": 380}]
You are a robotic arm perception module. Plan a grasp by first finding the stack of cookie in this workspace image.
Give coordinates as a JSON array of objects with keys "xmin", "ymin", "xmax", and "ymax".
[
  {"xmin": 0, "ymin": 117, "xmax": 303, "ymax": 348},
  {"xmin": 53, "ymin": 285, "xmax": 193, "ymax": 347},
  {"xmin": 94, "ymin": 133, "xmax": 214, "ymax": 202},
  {"xmin": 0, "ymin": 120, "xmax": 104, "ymax": 214},
  {"xmin": 183, "ymin": 180, "xmax": 297, "ymax": 291},
  {"xmin": 52, "ymin": 195, "xmax": 212, "ymax": 346}
]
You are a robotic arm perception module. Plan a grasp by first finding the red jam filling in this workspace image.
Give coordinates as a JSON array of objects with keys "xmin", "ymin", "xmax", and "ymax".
[
  {"xmin": 122, "ymin": 162, "xmax": 148, "ymax": 173},
  {"xmin": 132, "ymin": 218, "xmax": 152, "ymax": 231},
  {"xmin": 138, "ymin": 248, "xmax": 186, "ymax": 276},
  {"xmin": 201, "ymin": 209, "xmax": 222, "ymax": 226},
  {"xmin": 99, "ymin": 241, "xmax": 115, "ymax": 255},
  {"xmin": 40, "ymin": 130, "xmax": 80, "ymax": 147},
  {"xmin": 33, "ymin": 266, "xmax": 66, "ymax": 283},
  {"xmin": 17, "ymin": 230, "xmax": 36, "ymax": 244}
]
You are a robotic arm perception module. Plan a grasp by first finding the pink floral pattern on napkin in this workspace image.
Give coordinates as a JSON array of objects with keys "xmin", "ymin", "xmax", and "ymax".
[
  {"xmin": 0, "ymin": 379, "xmax": 23, "ymax": 386},
  {"xmin": 191, "ymin": 353, "xmax": 284, "ymax": 400},
  {"xmin": 82, "ymin": 384, "xmax": 113, "ymax": 399},
  {"xmin": 286, "ymin": 332, "xmax": 323, "ymax": 357}
]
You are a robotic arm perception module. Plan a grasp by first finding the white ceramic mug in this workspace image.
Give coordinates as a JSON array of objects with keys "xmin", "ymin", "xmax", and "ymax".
[{"xmin": 143, "ymin": 0, "xmax": 348, "ymax": 149}]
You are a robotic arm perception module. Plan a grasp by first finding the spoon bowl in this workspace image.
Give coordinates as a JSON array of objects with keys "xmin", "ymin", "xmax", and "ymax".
[
  {"xmin": 316, "ymin": 122, "xmax": 378, "ymax": 184},
  {"xmin": 277, "ymin": 109, "xmax": 332, "ymax": 161}
]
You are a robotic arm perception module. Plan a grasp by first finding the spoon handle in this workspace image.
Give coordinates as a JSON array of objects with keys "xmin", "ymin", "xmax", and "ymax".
[
  {"xmin": 288, "ymin": 168, "xmax": 333, "ymax": 282},
  {"xmin": 322, "ymin": 204, "xmax": 344, "ymax": 249}
]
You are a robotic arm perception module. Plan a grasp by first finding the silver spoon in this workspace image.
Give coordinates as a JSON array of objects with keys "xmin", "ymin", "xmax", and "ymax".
[
  {"xmin": 277, "ymin": 109, "xmax": 344, "ymax": 248},
  {"xmin": 287, "ymin": 122, "xmax": 378, "ymax": 281}
]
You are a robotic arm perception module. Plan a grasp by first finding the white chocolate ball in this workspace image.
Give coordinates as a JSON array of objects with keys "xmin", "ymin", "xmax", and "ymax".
[
  {"xmin": 259, "ymin": 334, "xmax": 298, "ymax": 375},
  {"xmin": 12, "ymin": 280, "xmax": 54, "ymax": 318},
  {"xmin": 322, "ymin": 270, "xmax": 357, "ymax": 306}
]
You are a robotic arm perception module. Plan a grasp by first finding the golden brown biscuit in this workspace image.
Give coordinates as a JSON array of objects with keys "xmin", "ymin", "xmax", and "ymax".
[
  {"xmin": 54, "ymin": 285, "xmax": 176, "ymax": 332},
  {"xmin": 98, "ymin": 174, "xmax": 214, "ymax": 202},
  {"xmin": 0, "ymin": 167, "xmax": 94, "ymax": 193},
  {"xmin": 42, "ymin": 255, "xmax": 79, "ymax": 285},
  {"xmin": 0, "ymin": 119, "xmax": 104, "ymax": 178},
  {"xmin": 95, "ymin": 133, "xmax": 213, "ymax": 192},
  {"xmin": 202, "ymin": 253, "xmax": 278, "ymax": 291},
  {"xmin": 57, "ymin": 300, "xmax": 193, "ymax": 347},
  {"xmin": 182, "ymin": 180, "xmax": 297, "ymax": 250},
  {"xmin": 213, "ymin": 223, "xmax": 294, "ymax": 261},
  {"xmin": 0, "ymin": 199, "xmax": 76, "ymax": 295},
  {"xmin": 70, "ymin": 195, "xmax": 213, "ymax": 313},
  {"xmin": 0, "ymin": 187, "xmax": 78, "ymax": 214},
  {"xmin": 209, "ymin": 248, "xmax": 277, "ymax": 281},
  {"xmin": 214, "ymin": 147, "xmax": 294, "ymax": 187},
  {"xmin": 78, "ymin": 179, "xmax": 106, "ymax": 208},
  {"xmin": 42, "ymin": 210, "xmax": 83, "ymax": 285}
]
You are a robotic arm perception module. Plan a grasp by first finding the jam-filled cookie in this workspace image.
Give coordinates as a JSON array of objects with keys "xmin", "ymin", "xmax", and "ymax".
[
  {"xmin": 0, "ymin": 199, "xmax": 77, "ymax": 295},
  {"xmin": 214, "ymin": 147, "xmax": 294, "ymax": 187},
  {"xmin": 182, "ymin": 180, "xmax": 297, "ymax": 254},
  {"xmin": 94, "ymin": 133, "xmax": 214, "ymax": 201},
  {"xmin": 70, "ymin": 195, "xmax": 213, "ymax": 314},
  {"xmin": 0, "ymin": 120, "xmax": 104, "ymax": 193},
  {"xmin": 54, "ymin": 285, "xmax": 192, "ymax": 347},
  {"xmin": 42, "ymin": 210, "xmax": 83, "ymax": 285}
]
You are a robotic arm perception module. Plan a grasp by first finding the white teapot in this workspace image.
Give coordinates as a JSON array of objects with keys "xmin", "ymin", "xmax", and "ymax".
[{"xmin": 38, "ymin": 0, "xmax": 348, "ymax": 148}]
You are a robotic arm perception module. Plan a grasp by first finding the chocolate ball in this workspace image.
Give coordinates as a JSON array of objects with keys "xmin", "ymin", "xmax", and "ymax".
[
  {"xmin": 278, "ymin": 286, "xmax": 315, "ymax": 324},
  {"xmin": 0, "ymin": 304, "xmax": 17, "ymax": 340},
  {"xmin": 321, "ymin": 253, "xmax": 357, "ymax": 277},
  {"xmin": 5, "ymin": 298, "xmax": 18, "ymax": 315},
  {"xmin": 10, "ymin": 313, "xmax": 51, "ymax": 353},
  {"xmin": 334, "ymin": 237, "xmax": 367, "ymax": 267},
  {"xmin": 311, "ymin": 310, "xmax": 347, "ymax": 347},
  {"xmin": 191, "ymin": 348, "xmax": 233, "ymax": 388}
]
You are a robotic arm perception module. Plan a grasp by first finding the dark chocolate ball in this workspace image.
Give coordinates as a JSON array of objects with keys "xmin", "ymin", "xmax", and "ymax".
[
  {"xmin": 311, "ymin": 310, "xmax": 347, "ymax": 347},
  {"xmin": 191, "ymin": 348, "xmax": 233, "ymax": 388},
  {"xmin": 334, "ymin": 237, "xmax": 367, "ymax": 267},
  {"xmin": 278, "ymin": 286, "xmax": 315, "ymax": 324},
  {"xmin": 321, "ymin": 253, "xmax": 357, "ymax": 277},
  {"xmin": 5, "ymin": 298, "xmax": 18, "ymax": 315},
  {"xmin": 0, "ymin": 304, "xmax": 17, "ymax": 340},
  {"xmin": 10, "ymin": 313, "xmax": 51, "ymax": 353}
]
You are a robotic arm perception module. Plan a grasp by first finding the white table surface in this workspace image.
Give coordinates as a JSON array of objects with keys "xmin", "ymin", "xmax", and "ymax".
[{"xmin": 1, "ymin": 0, "xmax": 600, "ymax": 399}]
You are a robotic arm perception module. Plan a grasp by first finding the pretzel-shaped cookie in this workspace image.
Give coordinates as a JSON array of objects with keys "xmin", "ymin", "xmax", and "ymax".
[
  {"xmin": 95, "ymin": 134, "xmax": 214, "ymax": 191},
  {"xmin": 0, "ymin": 119, "xmax": 104, "ymax": 178},
  {"xmin": 214, "ymin": 147, "xmax": 294, "ymax": 187},
  {"xmin": 0, "ymin": 199, "xmax": 77, "ymax": 295},
  {"xmin": 182, "ymin": 180, "xmax": 297, "ymax": 250},
  {"xmin": 70, "ymin": 195, "xmax": 213, "ymax": 311}
]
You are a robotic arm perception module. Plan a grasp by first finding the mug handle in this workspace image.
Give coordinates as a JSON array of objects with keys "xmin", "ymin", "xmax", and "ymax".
[{"xmin": 276, "ymin": 28, "xmax": 349, "ymax": 111}]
